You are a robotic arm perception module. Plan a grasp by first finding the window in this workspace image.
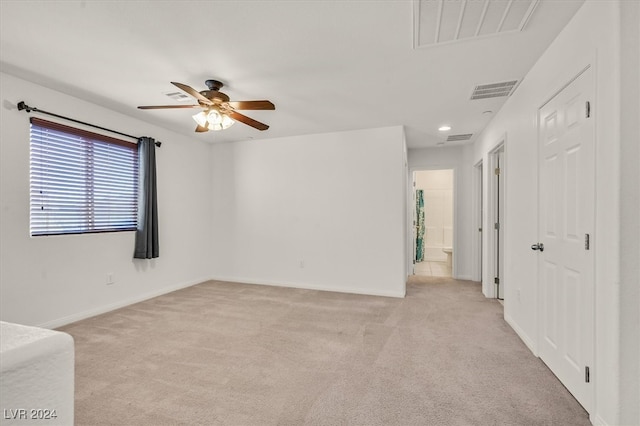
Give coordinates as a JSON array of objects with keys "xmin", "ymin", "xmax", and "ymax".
[{"xmin": 30, "ymin": 118, "xmax": 138, "ymax": 236}]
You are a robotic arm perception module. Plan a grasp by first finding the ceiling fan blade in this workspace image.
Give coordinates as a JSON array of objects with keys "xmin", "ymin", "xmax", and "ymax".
[
  {"xmin": 228, "ymin": 111, "xmax": 269, "ymax": 131},
  {"xmin": 171, "ymin": 82, "xmax": 213, "ymax": 105},
  {"xmin": 138, "ymin": 105, "xmax": 201, "ymax": 109},
  {"xmin": 195, "ymin": 124, "xmax": 209, "ymax": 133},
  {"xmin": 226, "ymin": 100, "xmax": 275, "ymax": 110}
]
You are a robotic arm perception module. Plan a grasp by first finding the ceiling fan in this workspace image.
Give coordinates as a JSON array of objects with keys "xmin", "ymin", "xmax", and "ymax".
[{"xmin": 138, "ymin": 80, "xmax": 275, "ymax": 133}]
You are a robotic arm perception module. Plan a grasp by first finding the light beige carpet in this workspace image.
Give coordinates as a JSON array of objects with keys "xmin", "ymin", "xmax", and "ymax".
[{"xmin": 60, "ymin": 276, "xmax": 590, "ymax": 425}]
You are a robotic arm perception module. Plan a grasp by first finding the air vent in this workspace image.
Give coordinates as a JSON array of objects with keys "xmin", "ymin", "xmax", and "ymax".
[
  {"xmin": 470, "ymin": 80, "xmax": 518, "ymax": 100},
  {"xmin": 446, "ymin": 134, "xmax": 473, "ymax": 142},
  {"xmin": 164, "ymin": 91, "xmax": 192, "ymax": 102}
]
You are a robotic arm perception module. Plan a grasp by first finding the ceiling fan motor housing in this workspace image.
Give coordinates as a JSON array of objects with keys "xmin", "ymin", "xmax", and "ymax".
[
  {"xmin": 201, "ymin": 80, "xmax": 229, "ymax": 103},
  {"xmin": 205, "ymin": 79, "xmax": 224, "ymax": 91},
  {"xmin": 200, "ymin": 90, "xmax": 229, "ymax": 103}
]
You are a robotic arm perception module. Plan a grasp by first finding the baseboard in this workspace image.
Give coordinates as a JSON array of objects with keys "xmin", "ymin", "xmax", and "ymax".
[
  {"xmin": 591, "ymin": 414, "xmax": 608, "ymax": 425},
  {"xmin": 210, "ymin": 276, "xmax": 406, "ymax": 299},
  {"xmin": 504, "ymin": 312, "xmax": 537, "ymax": 355},
  {"xmin": 38, "ymin": 276, "xmax": 208, "ymax": 329},
  {"xmin": 40, "ymin": 276, "xmax": 406, "ymax": 329},
  {"xmin": 455, "ymin": 274, "xmax": 473, "ymax": 281}
]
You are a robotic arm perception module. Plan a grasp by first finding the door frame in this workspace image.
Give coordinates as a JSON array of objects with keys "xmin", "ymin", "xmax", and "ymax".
[
  {"xmin": 472, "ymin": 159, "xmax": 483, "ymax": 282},
  {"xmin": 484, "ymin": 137, "xmax": 507, "ymax": 299},
  {"xmin": 408, "ymin": 166, "xmax": 458, "ymax": 278}
]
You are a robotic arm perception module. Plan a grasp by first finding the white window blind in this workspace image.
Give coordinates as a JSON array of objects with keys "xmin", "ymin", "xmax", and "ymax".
[{"xmin": 30, "ymin": 118, "xmax": 139, "ymax": 236}]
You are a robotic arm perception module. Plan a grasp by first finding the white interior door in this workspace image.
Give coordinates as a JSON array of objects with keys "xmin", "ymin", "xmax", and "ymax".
[
  {"xmin": 537, "ymin": 67, "xmax": 595, "ymax": 412},
  {"xmin": 488, "ymin": 146, "xmax": 505, "ymax": 299},
  {"xmin": 496, "ymin": 149, "xmax": 505, "ymax": 299}
]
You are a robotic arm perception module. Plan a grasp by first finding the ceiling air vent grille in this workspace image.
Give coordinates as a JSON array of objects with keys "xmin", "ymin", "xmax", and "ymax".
[
  {"xmin": 164, "ymin": 91, "xmax": 192, "ymax": 102},
  {"xmin": 446, "ymin": 134, "xmax": 473, "ymax": 142},
  {"xmin": 470, "ymin": 80, "xmax": 518, "ymax": 100}
]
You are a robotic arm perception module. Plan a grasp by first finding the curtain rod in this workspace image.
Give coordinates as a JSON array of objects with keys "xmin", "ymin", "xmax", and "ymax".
[{"xmin": 17, "ymin": 101, "xmax": 162, "ymax": 147}]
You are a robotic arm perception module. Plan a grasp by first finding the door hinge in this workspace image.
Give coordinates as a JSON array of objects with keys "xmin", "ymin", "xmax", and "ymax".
[
  {"xmin": 494, "ymin": 277, "xmax": 500, "ymax": 284},
  {"xmin": 585, "ymin": 233, "xmax": 590, "ymax": 250},
  {"xmin": 494, "ymin": 222, "xmax": 500, "ymax": 230},
  {"xmin": 495, "ymin": 167, "xmax": 501, "ymax": 176},
  {"xmin": 585, "ymin": 366, "xmax": 590, "ymax": 383},
  {"xmin": 586, "ymin": 101, "xmax": 591, "ymax": 118}
]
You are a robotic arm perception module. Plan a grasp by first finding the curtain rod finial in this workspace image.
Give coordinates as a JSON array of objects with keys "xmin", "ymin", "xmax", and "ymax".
[{"xmin": 17, "ymin": 101, "xmax": 32, "ymax": 112}]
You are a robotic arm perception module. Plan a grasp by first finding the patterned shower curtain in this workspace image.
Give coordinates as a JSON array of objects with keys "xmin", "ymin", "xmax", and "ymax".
[{"xmin": 415, "ymin": 189, "xmax": 425, "ymax": 262}]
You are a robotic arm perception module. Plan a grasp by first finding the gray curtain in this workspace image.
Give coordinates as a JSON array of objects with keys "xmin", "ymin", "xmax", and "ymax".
[{"xmin": 134, "ymin": 137, "xmax": 159, "ymax": 259}]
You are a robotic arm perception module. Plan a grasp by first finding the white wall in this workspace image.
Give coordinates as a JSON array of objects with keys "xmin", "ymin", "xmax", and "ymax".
[
  {"xmin": 471, "ymin": 1, "xmax": 637, "ymax": 424},
  {"xmin": 408, "ymin": 145, "xmax": 474, "ymax": 280},
  {"xmin": 209, "ymin": 126, "xmax": 407, "ymax": 298},
  {"xmin": 0, "ymin": 74, "xmax": 409, "ymax": 328},
  {"xmin": 415, "ymin": 170, "xmax": 454, "ymax": 261},
  {"xmin": 0, "ymin": 72, "xmax": 213, "ymax": 328},
  {"xmin": 618, "ymin": 1, "xmax": 640, "ymax": 424}
]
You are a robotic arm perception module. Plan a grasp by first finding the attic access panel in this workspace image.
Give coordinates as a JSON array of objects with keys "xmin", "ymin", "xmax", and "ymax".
[{"xmin": 414, "ymin": 0, "xmax": 539, "ymax": 48}]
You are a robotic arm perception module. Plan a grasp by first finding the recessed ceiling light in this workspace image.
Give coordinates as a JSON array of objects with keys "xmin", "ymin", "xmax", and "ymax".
[{"xmin": 438, "ymin": 126, "xmax": 451, "ymax": 132}]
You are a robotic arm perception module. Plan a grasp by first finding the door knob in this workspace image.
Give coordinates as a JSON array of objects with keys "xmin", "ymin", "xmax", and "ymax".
[{"xmin": 531, "ymin": 243, "xmax": 544, "ymax": 252}]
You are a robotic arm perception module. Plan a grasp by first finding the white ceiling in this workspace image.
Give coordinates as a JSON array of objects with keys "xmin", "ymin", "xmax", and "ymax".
[{"xmin": 0, "ymin": 0, "xmax": 584, "ymax": 148}]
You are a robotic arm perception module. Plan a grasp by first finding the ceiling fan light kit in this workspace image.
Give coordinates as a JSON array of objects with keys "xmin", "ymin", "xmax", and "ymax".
[
  {"xmin": 192, "ymin": 108, "xmax": 235, "ymax": 131},
  {"xmin": 138, "ymin": 79, "xmax": 275, "ymax": 133}
]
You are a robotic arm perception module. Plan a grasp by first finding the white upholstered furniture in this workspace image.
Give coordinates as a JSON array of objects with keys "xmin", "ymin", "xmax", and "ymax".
[{"xmin": 0, "ymin": 322, "xmax": 74, "ymax": 425}]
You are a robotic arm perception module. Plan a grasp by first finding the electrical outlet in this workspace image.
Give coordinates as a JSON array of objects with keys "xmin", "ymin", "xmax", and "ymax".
[{"xmin": 106, "ymin": 273, "xmax": 115, "ymax": 285}]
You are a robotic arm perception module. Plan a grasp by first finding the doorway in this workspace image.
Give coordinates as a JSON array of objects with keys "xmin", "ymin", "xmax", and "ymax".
[{"xmin": 413, "ymin": 169, "xmax": 454, "ymax": 278}]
